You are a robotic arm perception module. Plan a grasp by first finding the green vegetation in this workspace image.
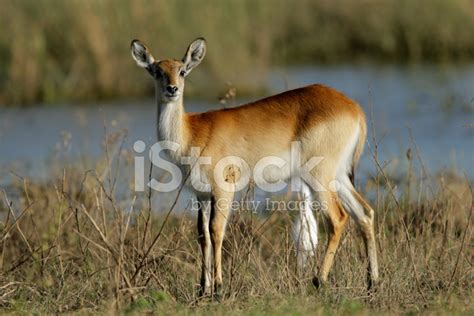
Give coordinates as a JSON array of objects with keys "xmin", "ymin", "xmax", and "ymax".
[
  {"xmin": 1, "ymin": 0, "xmax": 474, "ymax": 105},
  {"xmin": 0, "ymin": 130, "xmax": 472, "ymax": 314}
]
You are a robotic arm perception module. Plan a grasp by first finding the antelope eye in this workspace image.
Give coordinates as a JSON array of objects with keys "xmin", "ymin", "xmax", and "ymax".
[{"xmin": 180, "ymin": 70, "xmax": 186, "ymax": 77}]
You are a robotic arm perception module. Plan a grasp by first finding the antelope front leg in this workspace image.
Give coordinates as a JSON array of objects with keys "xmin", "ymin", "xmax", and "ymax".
[
  {"xmin": 209, "ymin": 191, "xmax": 233, "ymax": 299},
  {"xmin": 197, "ymin": 197, "xmax": 212, "ymax": 297}
]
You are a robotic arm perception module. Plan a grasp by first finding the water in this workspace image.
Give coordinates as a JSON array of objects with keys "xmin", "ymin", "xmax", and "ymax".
[{"xmin": 1, "ymin": 65, "xmax": 473, "ymax": 188}]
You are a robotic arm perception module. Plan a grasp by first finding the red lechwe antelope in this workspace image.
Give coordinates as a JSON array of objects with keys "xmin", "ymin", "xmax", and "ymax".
[{"xmin": 131, "ymin": 38, "xmax": 379, "ymax": 298}]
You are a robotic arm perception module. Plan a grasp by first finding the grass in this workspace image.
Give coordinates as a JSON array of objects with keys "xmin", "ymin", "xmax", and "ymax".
[
  {"xmin": 0, "ymin": 122, "xmax": 472, "ymax": 315},
  {"xmin": 2, "ymin": 0, "xmax": 474, "ymax": 105}
]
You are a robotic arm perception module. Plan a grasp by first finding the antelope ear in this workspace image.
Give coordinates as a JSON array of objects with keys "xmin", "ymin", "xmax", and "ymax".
[
  {"xmin": 182, "ymin": 38, "xmax": 206, "ymax": 74},
  {"xmin": 130, "ymin": 39, "xmax": 156, "ymax": 68}
]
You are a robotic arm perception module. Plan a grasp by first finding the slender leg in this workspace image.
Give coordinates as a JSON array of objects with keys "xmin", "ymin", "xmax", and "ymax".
[
  {"xmin": 314, "ymin": 191, "xmax": 348, "ymax": 287},
  {"xmin": 197, "ymin": 196, "xmax": 212, "ymax": 297},
  {"xmin": 351, "ymin": 189, "xmax": 379, "ymax": 287},
  {"xmin": 337, "ymin": 177, "xmax": 379, "ymax": 289},
  {"xmin": 209, "ymin": 191, "xmax": 233, "ymax": 299}
]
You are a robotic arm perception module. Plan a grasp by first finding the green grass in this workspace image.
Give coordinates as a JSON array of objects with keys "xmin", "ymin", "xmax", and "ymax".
[
  {"xmin": 1, "ymin": 0, "xmax": 474, "ymax": 105},
  {"xmin": 123, "ymin": 295, "xmax": 474, "ymax": 315}
]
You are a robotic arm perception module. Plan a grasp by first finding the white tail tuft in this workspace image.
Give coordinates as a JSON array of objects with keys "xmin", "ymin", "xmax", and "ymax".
[{"xmin": 292, "ymin": 182, "xmax": 318, "ymax": 268}]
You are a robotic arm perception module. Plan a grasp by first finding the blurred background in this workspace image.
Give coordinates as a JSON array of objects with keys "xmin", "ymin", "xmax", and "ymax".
[
  {"xmin": 0, "ymin": 0, "xmax": 473, "ymax": 188},
  {"xmin": 2, "ymin": 0, "xmax": 474, "ymax": 104},
  {"xmin": 1, "ymin": 2, "xmax": 473, "ymax": 311}
]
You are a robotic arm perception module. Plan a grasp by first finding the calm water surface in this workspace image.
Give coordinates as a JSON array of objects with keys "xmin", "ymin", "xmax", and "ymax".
[{"xmin": 1, "ymin": 65, "xmax": 473, "ymax": 188}]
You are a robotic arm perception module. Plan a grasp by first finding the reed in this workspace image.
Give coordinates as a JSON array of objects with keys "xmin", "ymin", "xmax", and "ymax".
[
  {"xmin": 0, "ymin": 121, "xmax": 472, "ymax": 314},
  {"xmin": 1, "ymin": 0, "xmax": 474, "ymax": 105}
]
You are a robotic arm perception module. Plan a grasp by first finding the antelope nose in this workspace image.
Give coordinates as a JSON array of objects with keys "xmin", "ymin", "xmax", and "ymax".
[{"xmin": 167, "ymin": 85, "xmax": 178, "ymax": 94}]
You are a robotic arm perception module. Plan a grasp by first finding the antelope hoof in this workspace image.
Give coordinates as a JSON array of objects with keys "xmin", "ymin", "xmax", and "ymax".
[
  {"xmin": 312, "ymin": 276, "xmax": 326, "ymax": 290},
  {"xmin": 367, "ymin": 277, "xmax": 379, "ymax": 293},
  {"xmin": 197, "ymin": 284, "xmax": 211, "ymax": 299},
  {"xmin": 213, "ymin": 284, "xmax": 223, "ymax": 301}
]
